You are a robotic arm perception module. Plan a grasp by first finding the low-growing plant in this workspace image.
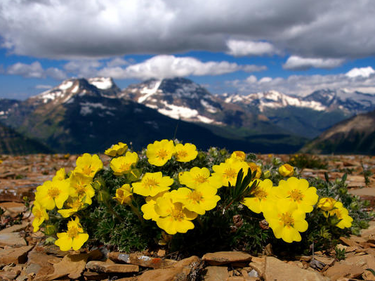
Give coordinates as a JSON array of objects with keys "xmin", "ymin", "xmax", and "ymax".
[
  {"xmin": 31, "ymin": 140, "xmax": 370, "ymax": 257},
  {"xmin": 288, "ymin": 154, "xmax": 328, "ymax": 170}
]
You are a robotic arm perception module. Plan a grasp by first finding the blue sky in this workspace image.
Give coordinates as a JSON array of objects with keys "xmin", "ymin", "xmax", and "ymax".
[{"xmin": 1, "ymin": 0, "xmax": 375, "ymax": 100}]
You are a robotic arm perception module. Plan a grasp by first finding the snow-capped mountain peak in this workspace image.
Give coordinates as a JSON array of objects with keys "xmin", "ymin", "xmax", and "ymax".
[
  {"xmin": 88, "ymin": 77, "xmax": 115, "ymax": 90},
  {"xmin": 222, "ymin": 91, "xmax": 325, "ymax": 112},
  {"xmin": 32, "ymin": 77, "xmax": 121, "ymax": 105}
]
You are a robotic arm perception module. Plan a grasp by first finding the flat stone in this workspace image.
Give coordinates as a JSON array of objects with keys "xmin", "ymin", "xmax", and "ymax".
[
  {"xmin": 202, "ymin": 251, "xmax": 252, "ymax": 266},
  {"xmin": 47, "ymin": 253, "xmax": 90, "ymax": 280},
  {"xmin": 26, "ymin": 251, "xmax": 58, "ymax": 279},
  {"xmin": 0, "ymin": 221, "xmax": 29, "ymax": 234},
  {"xmin": 204, "ymin": 266, "xmax": 229, "ymax": 281},
  {"xmin": 324, "ymin": 261, "xmax": 364, "ymax": 280},
  {"xmin": 109, "ymin": 252, "xmax": 177, "ymax": 268},
  {"xmin": 86, "ymin": 260, "xmax": 139, "ymax": 273},
  {"xmin": 0, "ymin": 245, "xmax": 33, "ymax": 265},
  {"xmin": 264, "ymin": 256, "xmax": 329, "ymax": 281},
  {"xmin": 0, "ymin": 232, "xmax": 26, "ymax": 246}
]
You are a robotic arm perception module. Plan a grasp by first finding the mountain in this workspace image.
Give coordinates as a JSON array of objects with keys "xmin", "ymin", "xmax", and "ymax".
[
  {"xmin": 218, "ymin": 89, "xmax": 375, "ymax": 138},
  {"xmin": 120, "ymin": 78, "xmax": 305, "ymax": 142},
  {"xmin": 303, "ymin": 89, "xmax": 375, "ymax": 114},
  {"xmin": 300, "ymin": 110, "xmax": 375, "ymax": 155},
  {"xmin": 1, "ymin": 77, "xmax": 304, "ymax": 154},
  {"xmin": 0, "ymin": 122, "xmax": 53, "ymax": 154}
]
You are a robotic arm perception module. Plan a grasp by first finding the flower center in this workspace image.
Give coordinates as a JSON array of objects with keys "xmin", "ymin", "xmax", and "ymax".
[
  {"xmin": 82, "ymin": 165, "xmax": 93, "ymax": 176},
  {"xmin": 289, "ymin": 189, "xmax": 304, "ymax": 202},
  {"xmin": 170, "ymin": 207, "xmax": 185, "ymax": 221},
  {"xmin": 48, "ymin": 186, "xmax": 60, "ymax": 199},
  {"xmin": 120, "ymin": 163, "xmax": 131, "ymax": 172},
  {"xmin": 188, "ymin": 190, "xmax": 203, "ymax": 203},
  {"xmin": 253, "ymin": 188, "xmax": 267, "ymax": 200},
  {"xmin": 144, "ymin": 178, "xmax": 159, "ymax": 189},
  {"xmin": 67, "ymin": 226, "xmax": 79, "ymax": 238},
  {"xmin": 157, "ymin": 149, "xmax": 168, "ymax": 159},
  {"xmin": 280, "ymin": 212, "xmax": 294, "ymax": 227},
  {"xmin": 194, "ymin": 174, "xmax": 207, "ymax": 184},
  {"xmin": 224, "ymin": 168, "xmax": 237, "ymax": 180},
  {"xmin": 177, "ymin": 150, "xmax": 188, "ymax": 159}
]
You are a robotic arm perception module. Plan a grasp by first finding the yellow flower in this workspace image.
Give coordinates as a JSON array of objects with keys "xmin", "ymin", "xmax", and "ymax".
[
  {"xmin": 247, "ymin": 162, "xmax": 262, "ymax": 179},
  {"xmin": 110, "ymin": 152, "xmax": 139, "ymax": 176},
  {"xmin": 264, "ymin": 199, "xmax": 308, "ymax": 243},
  {"xmin": 328, "ymin": 202, "xmax": 353, "ymax": 229},
  {"xmin": 230, "ymin": 151, "xmax": 246, "ymax": 161},
  {"xmin": 105, "ymin": 142, "xmax": 128, "ymax": 157},
  {"xmin": 175, "ymin": 143, "xmax": 198, "ymax": 162},
  {"xmin": 170, "ymin": 183, "xmax": 221, "ymax": 215},
  {"xmin": 132, "ymin": 172, "xmax": 174, "ymax": 197},
  {"xmin": 146, "ymin": 139, "xmax": 175, "ymax": 166},
  {"xmin": 32, "ymin": 201, "xmax": 49, "ymax": 232},
  {"xmin": 58, "ymin": 197, "xmax": 85, "ymax": 218},
  {"xmin": 69, "ymin": 172, "xmax": 95, "ymax": 205},
  {"xmin": 74, "ymin": 153, "xmax": 103, "ymax": 178},
  {"xmin": 55, "ymin": 217, "xmax": 89, "ymax": 251},
  {"xmin": 317, "ymin": 197, "xmax": 337, "ymax": 212},
  {"xmin": 242, "ymin": 179, "xmax": 276, "ymax": 214},
  {"xmin": 279, "ymin": 164, "xmax": 294, "ymax": 177},
  {"xmin": 113, "ymin": 184, "xmax": 133, "ymax": 205},
  {"xmin": 178, "ymin": 167, "xmax": 222, "ymax": 189},
  {"xmin": 277, "ymin": 177, "xmax": 318, "ymax": 213},
  {"xmin": 141, "ymin": 192, "xmax": 168, "ymax": 221},
  {"xmin": 53, "ymin": 168, "xmax": 67, "ymax": 181},
  {"xmin": 35, "ymin": 178, "xmax": 70, "ymax": 210},
  {"xmin": 154, "ymin": 193, "xmax": 197, "ymax": 235},
  {"xmin": 212, "ymin": 160, "xmax": 249, "ymax": 187}
]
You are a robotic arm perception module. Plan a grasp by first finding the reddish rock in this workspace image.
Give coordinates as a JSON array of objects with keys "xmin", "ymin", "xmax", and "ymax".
[
  {"xmin": 264, "ymin": 257, "xmax": 329, "ymax": 281},
  {"xmin": 0, "ymin": 245, "xmax": 33, "ymax": 265},
  {"xmin": 86, "ymin": 260, "xmax": 139, "ymax": 273},
  {"xmin": 202, "ymin": 251, "xmax": 252, "ymax": 266},
  {"xmin": 204, "ymin": 266, "xmax": 229, "ymax": 281}
]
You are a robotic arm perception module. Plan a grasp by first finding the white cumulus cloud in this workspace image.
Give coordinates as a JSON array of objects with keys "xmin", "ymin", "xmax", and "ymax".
[
  {"xmin": 346, "ymin": 66, "xmax": 375, "ymax": 78},
  {"xmin": 283, "ymin": 56, "xmax": 345, "ymax": 70},
  {"xmin": 98, "ymin": 55, "xmax": 266, "ymax": 80},
  {"xmin": 6, "ymin": 62, "xmax": 67, "ymax": 80},
  {"xmin": 226, "ymin": 40, "xmax": 278, "ymax": 56}
]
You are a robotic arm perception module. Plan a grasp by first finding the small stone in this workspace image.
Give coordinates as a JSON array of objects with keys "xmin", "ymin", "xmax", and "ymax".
[
  {"xmin": 109, "ymin": 252, "xmax": 178, "ymax": 269},
  {"xmin": 202, "ymin": 251, "xmax": 252, "ymax": 266},
  {"xmin": 47, "ymin": 253, "xmax": 90, "ymax": 280},
  {"xmin": 264, "ymin": 256, "xmax": 330, "ymax": 281},
  {"xmin": 86, "ymin": 260, "xmax": 139, "ymax": 273},
  {"xmin": 0, "ymin": 232, "xmax": 26, "ymax": 247},
  {"xmin": 204, "ymin": 266, "xmax": 229, "ymax": 281},
  {"xmin": 0, "ymin": 245, "xmax": 33, "ymax": 265},
  {"xmin": 0, "ymin": 221, "xmax": 29, "ymax": 234},
  {"xmin": 324, "ymin": 262, "xmax": 364, "ymax": 280}
]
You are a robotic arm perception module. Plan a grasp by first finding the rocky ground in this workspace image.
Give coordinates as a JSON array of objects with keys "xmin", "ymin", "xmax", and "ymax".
[{"xmin": 0, "ymin": 153, "xmax": 375, "ymax": 281}]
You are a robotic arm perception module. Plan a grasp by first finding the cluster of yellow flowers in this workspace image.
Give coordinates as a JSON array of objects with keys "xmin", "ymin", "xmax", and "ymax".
[
  {"xmin": 32, "ymin": 139, "xmax": 353, "ymax": 251},
  {"xmin": 32, "ymin": 153, "xmax": 103, "ymax": 251}
]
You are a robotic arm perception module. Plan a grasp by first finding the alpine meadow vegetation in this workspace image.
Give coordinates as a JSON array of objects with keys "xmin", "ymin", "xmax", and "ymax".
[{"xmin": 32, "ymin": 139, "xmax": 372, "ymax": 257}]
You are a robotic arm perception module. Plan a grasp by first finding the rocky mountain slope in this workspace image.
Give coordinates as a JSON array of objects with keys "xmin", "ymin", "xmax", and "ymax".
[
  {"xmin": 0, "ymin": 122, "xmax": 53, "ymax": 154},
  {"xmin": 301, "ymin": 109, "xmax": 375, "ymax": 155}
]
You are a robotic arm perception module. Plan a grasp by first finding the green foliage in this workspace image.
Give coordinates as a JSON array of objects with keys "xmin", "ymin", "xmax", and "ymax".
[
  {"xmin": 335, "ymin": 247, "xmax": 346, "ymax": 261},
  {"xmin": 288, "ymin": 154, "xmax": 328, "ymax": 170}
]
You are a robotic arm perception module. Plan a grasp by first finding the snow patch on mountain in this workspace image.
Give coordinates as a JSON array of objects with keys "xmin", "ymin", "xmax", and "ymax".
[
  {"xmin": 157, "ymin": 101, "xmax": 217, "ymax": 124},
  {"xmin": 138, "ymin": 80, "xmax": 162, "ymax": 103},
  {"xmin": 88, "ymin": 77, "xmax": 114, "ymax": 90},
  {"xmin": 80, "ymin": 102, "xmax": 116, "ymax": 116}
]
